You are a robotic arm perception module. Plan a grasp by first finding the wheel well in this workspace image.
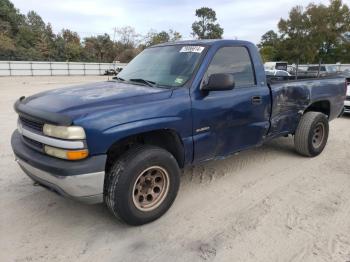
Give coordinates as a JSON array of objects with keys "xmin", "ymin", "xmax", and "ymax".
[
  {"xmin": 105, "ymin": 129, "xmax": 185, "ymax": 173},
  {"xmin": 304, "ymin": 100, "xmax": 330, "ymax": 117}
]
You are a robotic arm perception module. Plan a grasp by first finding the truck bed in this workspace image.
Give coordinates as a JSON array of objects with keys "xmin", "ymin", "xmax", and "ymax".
[{"xmin": 267, "ymin": 76, "xmax": 346, "ymax": 138}]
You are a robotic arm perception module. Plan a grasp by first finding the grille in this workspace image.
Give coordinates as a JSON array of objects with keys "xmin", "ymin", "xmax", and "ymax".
[
  {"xmin": 23, "ymin": 136, "xmax": 43, "ymax": 150},
  {"xmin": 20, "ymin": 116, "xmax": 44, "ymax": 132}
]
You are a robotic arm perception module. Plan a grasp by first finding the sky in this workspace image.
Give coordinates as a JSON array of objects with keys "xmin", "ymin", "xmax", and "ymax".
[{"xmin": 11, "ymin": 0, "xmax": 331, "ymax": 44}]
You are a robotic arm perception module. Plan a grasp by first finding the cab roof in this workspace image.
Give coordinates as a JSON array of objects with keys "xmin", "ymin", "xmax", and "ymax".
[{"xmin": 153, "ymin": 39, "xmax": 255, "ymax": 48}]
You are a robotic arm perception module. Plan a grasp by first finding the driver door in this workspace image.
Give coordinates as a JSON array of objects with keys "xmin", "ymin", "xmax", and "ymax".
[{"xmin": 191, "ymin": 46, "xmax": 271, "ymax": 162}]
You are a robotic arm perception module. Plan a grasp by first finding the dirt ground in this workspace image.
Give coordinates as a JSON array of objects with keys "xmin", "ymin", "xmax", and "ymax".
[{"xmin": 1, "ymin": 76, "xmax": 350, "ymax": 262}]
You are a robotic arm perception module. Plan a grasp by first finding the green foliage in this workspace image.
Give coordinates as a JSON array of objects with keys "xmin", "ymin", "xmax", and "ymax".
[
  {"xmin": 0, "ymin": 0, "xmax": 24, "ymax": 36},
  {"xmin": 0, "ymin": 1, "xmax": 222, "ymax": 62},
  {"xmin": 0, "ymin": 0, "xmax": 184, "ymax": 64},
  {"xmin": 192, "ymin": 7, "xmax": 224, "ymax": 39},
  {"xmin": 144, "ymin": 29, "xmax": 182, "ymax": 47},
  {"xmin": 0, "ymin": 33, "xmax": 15, "ymax": 52},
  {"xmin": 259, "ymin": 0, "xmax": 350, "ymax": 64},
  {"xmin": 258, "ymin": 30, "xmax": 281, "ymax": 62},
  {"xmin": 4, "ymin": 0, "xmax": 348, "ymax": 65},
  {"xmin": 0, "ymin": 1, "xmax": 145, "ymax": 62}
]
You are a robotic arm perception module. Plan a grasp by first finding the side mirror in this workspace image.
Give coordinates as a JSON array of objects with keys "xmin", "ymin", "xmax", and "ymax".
[{"xmin": 201, "ymin": 73, "xmax": 235, "ymax": 91}]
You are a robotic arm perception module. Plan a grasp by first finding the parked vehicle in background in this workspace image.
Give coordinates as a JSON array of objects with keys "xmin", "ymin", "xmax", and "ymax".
[
  {"xmin": 308, "ymin": 65, "xmax": 338, "ymax": 73},
  {"xmin": 264, "ymin": 61, "xmax": 288, "ymax": 71},
  {"xmin": 266, "ymin": 69, "xmax": 292, "ymax": 81},
  {"xmin": 306, "ymin": 65, "xmax": 338, "ymax": 77},
  {"xmin": 11, "ymin": 40, "xmax": 347, "ymax": 225},
  {"xmin": 287, "ymin": 65, "xmax": 297, "ymax": 75},
  {"xmin": 103, "ymin": 67, "xmax": 123, "ymax": 76},
  {"xmin": 344, "ymin": 78, "xmax": 350, "ymax": 114},
  {"xmin": 265, "ymin": 70, "xmax": 291, "ymax": 76},
  {"xmin": 103, "ymin": 69, "xmax": 117, "ymax": 75}
]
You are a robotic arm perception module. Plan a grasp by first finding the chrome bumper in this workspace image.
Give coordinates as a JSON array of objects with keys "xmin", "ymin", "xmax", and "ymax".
[
  {"xmin": 16, "ymin": 158, "xmax": 105, "ymax": 204},
  {"xmin": 345, "ymin": 100, "xmax": 350, "ymax": 113}
]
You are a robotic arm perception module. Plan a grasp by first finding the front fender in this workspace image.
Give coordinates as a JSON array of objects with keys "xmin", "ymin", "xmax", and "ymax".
[
  {"xmin": 86, "ymin": 116, "xmax": 193, "ymax": 156},
  {"xmin": 76, "ymin": 88, "xmax": 193, "ymax": 157}
]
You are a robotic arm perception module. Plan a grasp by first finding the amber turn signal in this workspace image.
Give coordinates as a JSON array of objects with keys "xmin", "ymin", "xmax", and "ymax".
[
  {"xmin": 44, "ymin": 145, "xmax": 89, "ymax": 160},
  {"xmin": 67, "ymin": 150, "xmax": 89, "ymax": 160}
]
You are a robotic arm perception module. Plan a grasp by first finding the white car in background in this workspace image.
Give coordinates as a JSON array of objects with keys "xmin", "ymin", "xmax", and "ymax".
[
  {"xmin": 265, "ymin": 69, "xmax": 291, "ymax": 77},
  {"xmin": 345, "ymin": 79, "xmax": 350, "ymax": 114}
]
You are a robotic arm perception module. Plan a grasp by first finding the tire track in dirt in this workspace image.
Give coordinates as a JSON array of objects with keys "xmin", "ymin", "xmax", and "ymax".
[{"xmin": 182, "ymin": 139, "xmax": 295, "ymax": 188}]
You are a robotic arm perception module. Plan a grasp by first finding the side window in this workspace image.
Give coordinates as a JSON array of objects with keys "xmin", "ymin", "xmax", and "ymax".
[{"xmin": 206, "ymin": 46, "xmax": 256, "ymax": 87}]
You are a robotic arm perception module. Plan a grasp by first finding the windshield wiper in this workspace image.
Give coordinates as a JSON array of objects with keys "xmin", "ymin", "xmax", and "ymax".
[
  {"xmin": 128, "ymin": 78, "xmax": 156, "ymax": 87},
  {"xmin": 112, "ymin": 76, "xmax": 125, "ymax": 81}
]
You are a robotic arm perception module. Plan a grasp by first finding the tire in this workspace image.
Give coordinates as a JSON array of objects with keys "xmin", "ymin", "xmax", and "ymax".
[
  {"xmin": 104, "ymin": 145, "xmax": 180, "ymax": 225},
  {"xmin": 294, "ymin": 111, "xmax": 329, "ymax": 157}
]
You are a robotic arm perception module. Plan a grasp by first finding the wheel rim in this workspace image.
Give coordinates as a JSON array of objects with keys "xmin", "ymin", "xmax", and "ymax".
[
  {"xmin": 132, "ymin": 166, "xmax": 170, "ymax": 212},
  {"xmin": 312, "ymin": 122, "xmax": 325, "ymax": 149}
]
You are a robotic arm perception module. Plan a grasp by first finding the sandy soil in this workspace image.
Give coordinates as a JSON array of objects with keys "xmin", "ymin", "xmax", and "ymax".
[{"xmin": 1, "ymin": 76, "xmax": 350, "ymax": 262}]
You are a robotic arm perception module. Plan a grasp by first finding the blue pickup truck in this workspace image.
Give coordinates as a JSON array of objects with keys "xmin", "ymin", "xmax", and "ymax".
[{"xmin": 11, "ymin": 40, "xmax": 347, "ymax": 225}]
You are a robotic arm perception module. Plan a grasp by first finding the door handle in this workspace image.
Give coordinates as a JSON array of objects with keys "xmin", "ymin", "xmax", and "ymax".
[{"xmin": 251, "ymin": 96, "xmax": 262, "ymax": 105}]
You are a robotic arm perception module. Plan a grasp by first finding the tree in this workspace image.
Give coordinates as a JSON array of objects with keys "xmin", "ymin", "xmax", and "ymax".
[
  {"xmin": 306, "ymin": 0, "xmax": 350, "ymax": 64},
  {"xmin": 258, "ymin": 30, "xmax": 281, "ymax": 62},
  {"xmin": 169, "ymin": 29, "xmax": 182, "ymax": 41},
  {"xmin": 83, "ymin": 34, "xmax": 116, "ymax": 62},
  {"xmin": 117, "ymin": 48, "xmax": 140, "ymax": 63},
  {"xmin": 258, "ymin": 0, "xmax": 350, "ymax": 64},
  {"xmin": 0, "ymin": 0, "xmax": 25, "ymax": 36},
  {"xmin": 26, "ymin": 11, "xmax": 45, "ymax": 33},
  {"xmin": 0, "ymin": 32, "xmax": 15, "ymax": 59},
  {"xmin": 144, "ymin": 29, "xmax": 182, "ymax": 47},
  {"xmin": 57, "ymin": 29, "xmax": 83, "ymax": 61},
  {"xmin": 116, "ymin": 26, "xmax": 140, "ymax": 47},
  {"xmin": 192, "ymin": 7, "xmax": 223, "ymax": 39},
  {"xmin": 278, "ymin": 6, "xmax": 314, "ymax": 66},
  {"xmin": 148, "ymin": 30, "xmax": 170, "ymax": 45},
  {"xmin": 61, "ymin": 29, "xmax": 80, "ymax": 44},
  {"xmin": 336, "ymin": 32, "xmax": 350, "ymax": 62}
]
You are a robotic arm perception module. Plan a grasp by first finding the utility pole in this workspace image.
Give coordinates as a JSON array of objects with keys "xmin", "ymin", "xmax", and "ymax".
[
  {"xmin": 112, "ymin": 27, "xmax": 117, "ymax": 43},
  {"xmin": 108, "ymin": 27, "xmax": 118, "ymax": 80},
  {"xmin": 112, "ymin": 27, "xmax": 119, "ymax": 68}
]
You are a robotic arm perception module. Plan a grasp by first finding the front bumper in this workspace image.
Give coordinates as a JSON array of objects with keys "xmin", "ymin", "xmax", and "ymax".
[
  {"xmin": 11, "ymin": 130, "xmax": 107, "ymax": 204},
  {"xmin": 344, "ymin": 100, "xmax": 350, "ymax": 114}
]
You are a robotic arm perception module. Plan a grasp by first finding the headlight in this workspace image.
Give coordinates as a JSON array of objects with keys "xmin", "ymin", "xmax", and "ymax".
[
  {"xmin": 44, "ymin": 145, "xmax": 89, "ymax": 160},
  {"xmin": 43, "ymin": 124, "xmax": 86, "ymax": 140}
]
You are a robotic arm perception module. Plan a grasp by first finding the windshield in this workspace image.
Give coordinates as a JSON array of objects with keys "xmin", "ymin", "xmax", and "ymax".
[{"xmin": 117, "ymin": 45, "xmax": 205, "ymax": 88}]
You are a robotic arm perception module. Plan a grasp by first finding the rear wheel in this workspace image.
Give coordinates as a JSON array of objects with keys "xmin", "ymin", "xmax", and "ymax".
[
  {"xmin": 104, "ymin": 145, "xmax": 180, "ymax": 225},
  {"xmin": 294, "ymin": 112, "xmax": 329, "ymax": 157}
]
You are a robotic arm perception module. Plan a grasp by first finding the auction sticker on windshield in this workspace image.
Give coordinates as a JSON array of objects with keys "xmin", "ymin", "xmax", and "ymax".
[
  {"xmin": 174, "ymin": 77, "xmax": 184, "ymax": 84},
  {"xmin": 180, "ymin": 46, "xmax": 205, "ymax": 53}
]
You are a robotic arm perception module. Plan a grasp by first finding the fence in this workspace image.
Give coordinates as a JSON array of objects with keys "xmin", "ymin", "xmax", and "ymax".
[
  {"xmin": 1, "ymin": 61, "xmax": 349, "ymax": 77},
  {"xmin": 0, "ymin": 61, "xmax": 127, "ymax": 76},
  {"xmin": 298, "ymin": 64, "xmax": 350, "ymax": 72}
]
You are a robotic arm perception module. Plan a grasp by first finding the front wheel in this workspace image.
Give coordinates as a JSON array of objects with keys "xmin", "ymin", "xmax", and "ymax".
[
  {"xmin": 104, "ymin": 145, "xmax": 180, "ymax": 225},
  {"xmin": 294, "ymin": 111, "xmax": 329, "ymax": 157}
]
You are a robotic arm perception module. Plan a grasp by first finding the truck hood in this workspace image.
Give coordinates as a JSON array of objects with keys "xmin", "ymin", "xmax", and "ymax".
[{"xmin": 22, "ymin": 81, "xmax": 172, "ymax": 120}]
